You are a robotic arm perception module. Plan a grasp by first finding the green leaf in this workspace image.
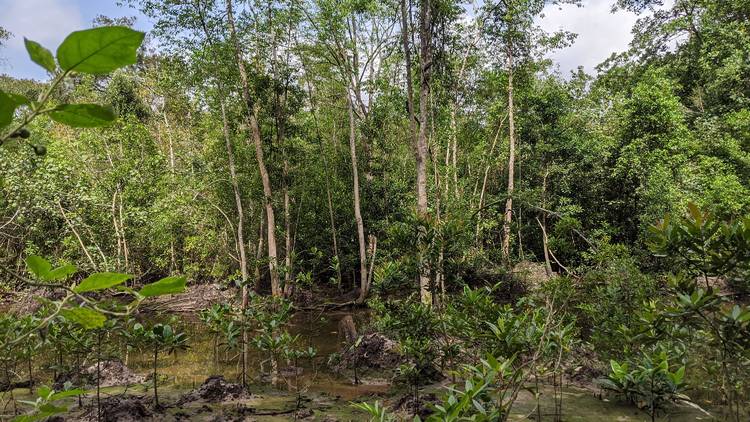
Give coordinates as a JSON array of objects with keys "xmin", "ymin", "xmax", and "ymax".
[
  {"xmin": 24, "ymin": 39, "xmax": 56, "ymax": 73},
  {"xmin": 26, "ymin": 255, "xmax": 52, "ymax": 279},
  {"xmin": 49, "ymin": 389, "xmax": 84, "ymax": 401},
  {"xmin": 60, "ymin": 307, "xmax": 106, "ymax": 329},
  {"xmin": 74, "ymin": 272, "xmax": 131, "ymax": 293},
  {"xmin": 46, "ymin": 264, "xmax": 77, "ymax": 281},
  {"xmin": 0, "ymin": 90, "xmax": 19, "ymax": 129},
  {"xmin": 49, "ymin": 104, "xmax": 116, "ymax": 128},
  {"xmin": 56, "ymin": 26, "xmax": 145, "ymax": 74},
  {"xmin": 138, "ymin": 276, "xmax": 187, "ymax": 297},
  {"xmin": 37, "ymin": 385, "xmax": 52, "ymax": 399}
]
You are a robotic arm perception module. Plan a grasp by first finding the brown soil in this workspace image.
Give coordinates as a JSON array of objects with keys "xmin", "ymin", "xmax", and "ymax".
[
  {"xmin": 7, "ymin": 287, "xmax": 64, "ymax": 315},
  {"xmin": 334, "ymin": 333, "xmax": 400, "ymax": 372},
  {"xmin": 393, "ymin": 392, "xmax": 439, "ymax": 419},
  {"xmin": 178, "ymin": 375, "xmax": 248, "ymax": 403},
  {"xmin": 84, "ymin": 360, "xmax": 146, "ymax": 388},
  {"xmin": 99, "ymin": 395, "xmax": 152, "ymax": 422},
  {"xmin": 140, "ymin": 284, "xmax": 237, "ymax": 313}
]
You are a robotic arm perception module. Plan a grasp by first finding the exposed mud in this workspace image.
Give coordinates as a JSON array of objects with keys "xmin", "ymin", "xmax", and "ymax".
[
  {"xmin": 85, "ymin": 360, "xmax": 146, "ymax": 388},
  {"xmin": 334, "ymin": 333, "xmax": 400, "ymax": 372},
  {"xmin": 98, "ymin": 395, "xmax": 152, "ymax": 422},
  {"xmin": 393, "ymin": 392, "xmax": 439, "ymax": 419},
  {"xmin": 140, "ymin": 284, "xmax": 236, "ymax": 313},
  {"xmin": 179, "ymin": 375, "xmax": 248, "ymax": 403}
]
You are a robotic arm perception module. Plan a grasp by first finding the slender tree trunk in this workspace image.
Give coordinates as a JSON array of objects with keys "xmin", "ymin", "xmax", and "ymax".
[
  {"xmin": 220, "ymin": 100, "xmax": 248, "ymax": 300},
  {"xmin": 296, "ymin": 43, "xmax": 343, "ymax": 288},
  {"xmin": 283, "ymin": 158, "xmax": 293, "ymax": 297},
  {"xmin": 220, "ymin": 99, "xmax": 250, "ymax": 386},
  {"xmin": 254, "ymin": 209, "xmax": 265, "ymax": 292},
  {"xmin": 476, "ymin": 113, "xmax": 506, "ymax": 240},
  {"xmin": 225, "ymin": 0, "xmax": 281, "ymax": 297},
  {"xmin": 416, "ymin": 0, "xmax": 432, "ymax": 305},
  {"xmin": 501, "ymin": 46, "xmax": 516, "ymax": 264},
  {"xmin": 400, "ymin": 0, "xmax": 417, "ymax": 146},
  {"xmin": 348, "ymin": 95, "xmax": 369, "ymax": 304}
]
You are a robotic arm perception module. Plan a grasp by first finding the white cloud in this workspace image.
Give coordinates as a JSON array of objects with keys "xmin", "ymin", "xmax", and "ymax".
[
  {"xmin": 538, "ymin": 0, "xmax": 639, "ymax": 76},
  {"xmin": 0, "ymin": 0, "xmax": 84, "ymax": 79}
]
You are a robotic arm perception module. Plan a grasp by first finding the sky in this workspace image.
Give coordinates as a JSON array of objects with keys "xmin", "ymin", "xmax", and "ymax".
[{"xmin": 1, "ymin": 0, "xmax": 645, "ymax": 80}]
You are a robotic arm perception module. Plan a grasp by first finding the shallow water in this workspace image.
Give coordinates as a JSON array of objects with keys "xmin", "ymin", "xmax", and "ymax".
[
  {"xmin": 125, "ymin": 310, "xmax": 389, "ymax": 400},
  {"xmin": 5, "ymin": 308, "xmax": 729, "ymax": 420}
]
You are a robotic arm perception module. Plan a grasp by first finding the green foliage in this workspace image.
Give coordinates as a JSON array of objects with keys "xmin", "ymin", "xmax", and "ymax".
[
  {"xmin": 59, "ymin": 307, "xmax": 107, "ymax": 330},
  {"xmin": 599, "ymin": 351, "xmax": 687, "ymax": 419},
  {"xmin": 138, "ymin": 276, "xmax": 188, "ymax": 297},
  {"xmin": 648, "ymin": 203, "xmax": 750, "ymax": 288},
  {"xmin": 12, "ymin": 384, "xmax": 84, "ymax": 422},
  {"xmin": 48, "ymin": 104, "xmax": 116, "ymax": 128},
  {"xmin": 1, "ymin": 26, "xmax": 145, "ymax": 145},
  {"xmin": 74, "ymin": 272, "xmax": 132, "ymax": 293},
  {"xmin": 351, "ymin": 401, "xmax": 397, "ymax": 422},
  {"xmin": 23, "ymin": 39, "xmax": 56, "ymax": 74},
  {"xmin": 56, "ymin": 27, "xmax": 144, "ymax": 74}
]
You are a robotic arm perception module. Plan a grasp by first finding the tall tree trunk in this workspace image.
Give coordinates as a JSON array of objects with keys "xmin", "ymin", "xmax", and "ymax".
[
  {"xmin": 283, "ymin": 157, "xmax": 293, "ymax": 297},
  {"xmin": 219, "ymin": 99, "xmax": 250, "ymax": 385},
  {"xmin": 400, "ymin": 0, "xmax": 417, "ymax": 144},
  {"xmin": 416, "ymin": 0, "xmax": 432, "ymax": 305},
  {"xmin": 254, "ymin": 209, "xmax": 265, "ymax": 292},
  {"xmin": 501, "ymin": 46, "xmax": 516, "ymax": 264},
  {"xmin": 349, "ymin": 94, "xmax": 369, "ymax": 304},
  {"xmin": 225, "ymin": 0, "xmax": 281, "ymax": 297},
  {"xmin": 220, "ymin": 100, "xmax": 249, "ymax": 298}
]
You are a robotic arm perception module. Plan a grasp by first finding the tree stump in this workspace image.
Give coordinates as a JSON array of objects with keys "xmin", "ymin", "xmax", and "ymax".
[{"xmin": 338, "ymin": 315, "xmax": 358, "ymax": 345}]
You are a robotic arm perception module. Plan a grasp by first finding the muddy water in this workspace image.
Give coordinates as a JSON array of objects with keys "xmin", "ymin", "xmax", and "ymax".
[{"xmin": 125, "ymin": 310, "xmax": 388, "ymax": 400}]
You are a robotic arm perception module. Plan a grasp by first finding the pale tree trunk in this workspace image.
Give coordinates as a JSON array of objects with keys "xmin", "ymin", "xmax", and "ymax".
[
  {"xmin": 400, "ymin": 0, "xmax": 417, "ymax": 146},
  {"xmin": 416, "ymin": 0, "xmax": 432, "ymax": 305},
  {"xmin": 225, "ymin": 0, "xmax": 281, "ymax": 297},
  {"xmin": 219, "ymin": 100, "xmax": 249, "ymax": 300},
  {"xmin": 160, "ymin": 110, "xmax": 177, "ymax": 272},
  {"xmin": 296, "ymin": 40, "xmax": 343, "ymax": 288},
  {"xmin": 538, "ymin": 170, "xmax": 553, "ymax": 277},
  {"xmin": 476, "ymin": 113, "xmax": 507, "ymax": 240},
  {"xmin": 501, "ymin": 46, "xmax": 516, "ymax": 264},
  {"xmin": 220, "ymin": 99, "xmax": 250, "ymax": 386},
  {"xmin": 348, "ymin": 94, "xmax": 369, "ymax": 304},
  {"xmin": 254, "ymin": 208, "xmax": 265, "ymax": 292},
  {"xmin": 283, "ymin": 158, "xmax": 293, "ymax": 297}
]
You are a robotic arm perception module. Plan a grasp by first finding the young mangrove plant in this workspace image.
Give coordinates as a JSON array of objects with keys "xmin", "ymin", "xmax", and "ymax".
[{"xmin": 130, "ymin": 322, "xmax": 189, "ymax": 407}]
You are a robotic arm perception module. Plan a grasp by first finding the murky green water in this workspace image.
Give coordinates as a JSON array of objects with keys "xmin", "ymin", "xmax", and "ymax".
[
  {"xmin": 126, "ymin": 310, "xmax": 389, "ymax": 400},
  {"xmin": 8, "ymin": 309, "xmax": 730, "ymax": 420}
]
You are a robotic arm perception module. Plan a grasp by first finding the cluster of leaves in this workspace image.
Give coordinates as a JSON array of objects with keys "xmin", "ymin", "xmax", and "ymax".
[
  {"xmin": 126, "ymin": 320, "xmax": 189, "ymax": 406},
  {"xmin": 12, "ymin": 384, "xmax": 83, "ymax": 422},
  {"xmin": 599, "ymin": 351, "xmax": 687, "ymax": 420},
  {"xmin": 1, "ymin": 26, "xmax": 144, "ymax": 146},
  {"xmin": 600, "ymin": 204, "xmax": 750, "ymax": 420},
  {"xmin": 18, "ymin": 255, "xmax": 186, "ymax": 335}
]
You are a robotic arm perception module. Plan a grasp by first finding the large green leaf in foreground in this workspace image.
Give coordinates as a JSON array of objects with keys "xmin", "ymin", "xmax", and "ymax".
[{"xmin": 56, "ymin": 26, "xmax": 144, "ymax": 74}]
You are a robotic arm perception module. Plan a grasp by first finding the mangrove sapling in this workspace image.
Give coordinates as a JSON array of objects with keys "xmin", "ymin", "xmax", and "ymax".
[
  {"xmin": 131, "ymin": 322, "xmax": 189, "ymax": 407},
  {"xmin": 648, "ymin": 204, "xmax": 750, "ymax": 420},
  {"xmin": 283, "ymin": 346, "xmax": 317, "ymax": 411},
  {"xmin": 244, "ymin": 294, "xmax": 295, "ymax": 383},
  {"xmin": 12, "ymin": 383, "xmax": 83, "ymax": 422},
  {"xmin": 16, "ymin": 316, "xmax": 41, "ymax": 394},
  {"xmin": 351, "ymin": 400, "xmax": 396, "ymax": 422},
  {"xmin": 199, "ymin": 304, "xmax": 232, "ymax": 365},
  {"xmin": 598, "ymin": 351, "xmax": 687, "ymax": 422}
]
